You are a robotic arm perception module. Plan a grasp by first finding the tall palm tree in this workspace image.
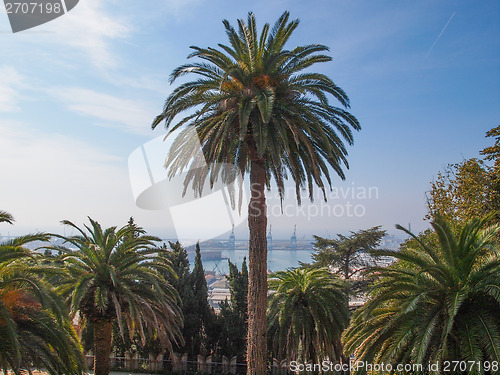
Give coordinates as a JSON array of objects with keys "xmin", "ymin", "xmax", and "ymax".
[
  {"xmin": 152, "ymin": 12, "xmax": 360, "ymax": 373},
  {"xmin": 343, "ymin": 216, "xmax": 500, "ymax": 375},
  {"xmin": 0, "ymin": 212, "xmax": 84, "ymax": 374},
  {"xmin": 53, "ymin": 218, "xmax": 183, "ymax": 375},
  {"xmin": 268, "ymin": 267, "xmax": 348, "ymax": 364}
]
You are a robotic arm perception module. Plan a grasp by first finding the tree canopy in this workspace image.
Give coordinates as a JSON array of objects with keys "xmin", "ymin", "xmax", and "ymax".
[
  {"xmin": 0, "ymin": 212, "xmax": 84, "ymax": 375},
  {"xmin": 268, "ymin": 267, "xmax": 348, "ymax": 364},
  {"xmin": 343, "ymin": 216, "xmax": 500, "ymax": 374},
  {"xmin": 218, "ymin": 259, "xmax": 248, "ymax": 361},
  {"xmin": 427, "ymin": 126, "xmax": 500, "ymax": 226},
  {"xmin": 53, "ymin": 218, "xmax": 182, "ymax": 375}
]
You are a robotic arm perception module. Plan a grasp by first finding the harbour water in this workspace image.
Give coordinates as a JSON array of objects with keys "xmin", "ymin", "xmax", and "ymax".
[
  {"xmin": 192, "ymin": 248, "xmax": 316, "ymax": 274},
  {"xmin": 176, "ymin": 234, "xmax": 402, "ymax": 275}
]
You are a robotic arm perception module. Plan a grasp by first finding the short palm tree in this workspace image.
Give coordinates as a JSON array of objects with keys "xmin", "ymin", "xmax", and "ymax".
[
  {"xmin": 152, "ymin": 12, "xmax": 360, "ymax": 373},
  {"xmin": 0, "ymin": 212, "xmax": 84, "ymax": 374},
  {"xmin": 268, "ymin": 267, "xmax": 348, "ymax": 365},
  {"xmin": 343, "ymin": 216, "xmax": 500, "ymax": 375},
  {"xmin": 53, "ymin": 218, "xmax": 183, "ymax": 375}
]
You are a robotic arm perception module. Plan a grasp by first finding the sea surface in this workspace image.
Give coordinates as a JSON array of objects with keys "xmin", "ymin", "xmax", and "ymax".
[{"xmin": 190, "ymin": 249, "xmax": 315, "ymax": 274}]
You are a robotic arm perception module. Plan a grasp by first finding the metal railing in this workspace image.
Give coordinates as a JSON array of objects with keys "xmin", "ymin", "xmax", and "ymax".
[{"xmin": 84, "ymin": 355, "xmax": 290, "ymax": 374}]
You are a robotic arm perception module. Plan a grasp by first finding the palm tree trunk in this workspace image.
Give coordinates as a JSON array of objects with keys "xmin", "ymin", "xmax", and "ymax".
[
  {"xmin": 93, "ymin": 319, "xmax": 112, "ymax": 375},
  {"xmin": 247, "ymin": 158, "xmax": 268, "ymax": 375}
]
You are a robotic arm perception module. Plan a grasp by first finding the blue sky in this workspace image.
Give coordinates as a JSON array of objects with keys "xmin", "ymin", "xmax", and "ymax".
[{"xmin": 0, "ymin": 0, "xmax": 499, "ymax": 240}]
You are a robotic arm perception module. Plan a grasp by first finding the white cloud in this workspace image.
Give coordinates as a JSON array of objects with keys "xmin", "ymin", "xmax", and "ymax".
[
  {"xmin": 0, "ymin": 121, "xmax": 119, "ymax": 226},
  {"xmin": 50, "ymin": 87, "xmax": 156, "ymax": 135},
  {"xmin": 0, "ymin": 120, "xmax": 170, "ymax": 234},
  {"xmin": 47, "ymin": 0, "xmax": 130, "ymax": 68},
  {"xmin": 0, "ymin": 66, "xmax": 24, "ymax": 112},
  {"xmin": 160, "ymin": 0, "xmax": 204, "ymax": 17}
]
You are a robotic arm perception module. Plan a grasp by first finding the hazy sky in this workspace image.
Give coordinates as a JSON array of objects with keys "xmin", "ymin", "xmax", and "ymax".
[{"xmin": 1, "ymin": 0, "xmax": 499, "ymax": 240}]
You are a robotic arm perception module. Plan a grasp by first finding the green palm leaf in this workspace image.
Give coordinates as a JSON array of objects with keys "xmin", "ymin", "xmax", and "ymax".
[
  {"xmin": 268, "ymin": 267, "xmax": 348, "ymax": 363},
  {"xmin": 1, "ymin": 211, "xmax": 84, "ymax": 374},
  {"xmin": 51, "ymin": 217, "xmax": 183, "ymax": 375},
  {"xmin": 153, "ymin": 12, "xmax": 360, "ymax": 374},
  {"xmin": 344, "ymin": 216, "xmax": 500, "ymax": 375}
]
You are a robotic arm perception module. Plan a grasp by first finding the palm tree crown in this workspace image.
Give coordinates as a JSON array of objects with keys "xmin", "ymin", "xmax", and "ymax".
[
  {"xmin": 152, "ymin": 11, "xmax": 360, "ymax": 201},
  {"xmin": 343, "ymin": 216, "xmax": 500, "ymax": 375},
  {"xmin": 268, "ymin": 267, "xmax": 348, "ymax": 364},
  {"xmin": 0, "ymin": 212, "xmax": 83, "ymax": 374},
  {"xmin": 152, "ymin": 11, "xmax": 359, "ymax": 374},
  {"xmin": 54, "ymin": 218, "xmax": 182, "ymax": 375},
  {"xmin": 0, "ymin": 211, "xmax": 14, "ymax": 225}
]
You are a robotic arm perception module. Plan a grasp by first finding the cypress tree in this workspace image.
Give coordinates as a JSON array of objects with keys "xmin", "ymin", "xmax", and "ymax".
[
  {"xmin": 164, "ymin": 241, "xmax": 214, "ymax": 358},
  {"xmin": 189, "ymin": 242, "xmax": 212, "ymax": 357},
  {"xmin": 219, "ymin": 258, "xmax": 248, "ymax": 361},
  {"xmin": 161, "ymin": 241, "xmax": 193, "ymax": 356},
  {"xmin": 165, "ymin": 241, "xmax": 190, "ymax": 292}
]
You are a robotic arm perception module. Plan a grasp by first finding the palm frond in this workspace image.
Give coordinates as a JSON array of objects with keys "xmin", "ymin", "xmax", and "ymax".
[{"xmin": 343, "ymin": 216, "xmax": 500, "ymax": 374}]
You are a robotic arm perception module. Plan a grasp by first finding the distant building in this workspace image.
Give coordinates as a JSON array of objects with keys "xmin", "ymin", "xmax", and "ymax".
[
  {"xmin": 380, "ymin": 234, "xmax": 404, "ymax": 250},
  {"xmin": 207, "ymin": 274, "xmax": 231, "ymax": 310},
  {"xmin": 267, "ymin": 225, "xmax": 273, "ymax": 250},
  {"xmin": 228, "ymin": 224, "xmax": 235, "ymax": 250},
  {"xmin": 290, "ymin": 225, "xmax": 297, "ymax": 250}
]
